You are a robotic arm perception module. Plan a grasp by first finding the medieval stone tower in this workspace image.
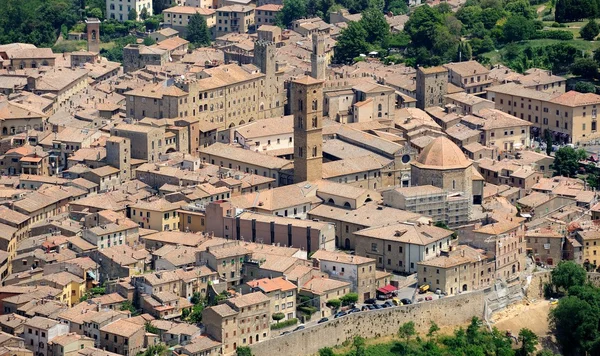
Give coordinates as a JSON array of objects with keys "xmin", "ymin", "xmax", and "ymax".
[
  {"xmin": 415, "ymin": 66, "xmax": 448, "ymax": 109},
  {"xmin": 253, "ymin": 27, "xmax": 285, "ymax": 118},
  {"xmin": 311, "ymin": 32, "xmax": 326, "ymax": 80},
  {"xmin": 85, "ymin": 18, "xmax": 101, "ymax": 53},
  {"xmin": 292, "ymin": 76, "xmax": 324, "ymax": 183},
  {"xmin": 106, "ymin": 136, "xmax": 131, "ymax": 182}
]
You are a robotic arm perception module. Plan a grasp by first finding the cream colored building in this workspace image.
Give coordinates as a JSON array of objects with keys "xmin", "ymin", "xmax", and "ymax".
[
  {"xmin": 129, "ymin": 199, "xmax": 181, "ymax": 231},
  {"xmin": 444, "ymin": 60, "xmax": 492, "ymax": 95},
  {"xmin": 312, "ymin": 250, "xmax": 376, "ymax": 302},
  {"xmin": 215, "ymin": 5, "xmax": 255, "ymax": 37},
  {"xmin": 163, "ymin": 6, "xmax": 216, "ymax": 35},
  {"xmin": 245, "ymin": 277, "xmax": 297, "ymax": 322},
  {"xmin": 174, "ymin": 63, "xmax": 284, "ymax": 132},
  {"xmin": 27, "ymin": 68, "xmax": 88, "ymax": 110},
  {"xmin": 487, "ymin": 83, "xmax": 600, "ymax": 144},
  {"xmin": 299, "ymin": 277, "xmax": 350, "ymax": 318},
  {"xmin": 461, "ymin": 108, "xmax": 532, "ymax": 153},
  {"xmin": 255, "ymin": 4, "xmax": 282, "ymax": 25},
  {"xmin": 464, "ymin": 218, "xmax": 526, "ymax": 281},
  {"xmin": 353, "ymin": 222, "xmax": 454, "ymax": 273},
  {"xmin": 417, "ymin": 245, "xmax": 494, "ymax": 295},
  {"xmin": 202, "ymin": 292, "xmax": 271, "ymax": 355},
  {"xmin": 107, "ymin": 0, "xmax": 153, "ymax": 21}
]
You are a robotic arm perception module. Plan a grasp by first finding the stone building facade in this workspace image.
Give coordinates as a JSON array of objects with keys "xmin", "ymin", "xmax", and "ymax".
[
  {"xmin": 416, "ymin": 66, "xmax": 448, "ymax": 109},
  {"xmin": 292, "ymin": 76, "xmax": 324, "ymax": 183}
]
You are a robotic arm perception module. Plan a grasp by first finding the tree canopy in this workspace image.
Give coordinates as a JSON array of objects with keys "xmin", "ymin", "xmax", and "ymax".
[
  {"xmin": 552, "ymin": 147, "xmax": 588, "ymax": 177},
  {"xmin": 277, "ymin": 0, "xmax": 307, "ymax": 27},
  {"xmin": 187, "ymin": 13, "xmax": 212, "ymax": 47}
]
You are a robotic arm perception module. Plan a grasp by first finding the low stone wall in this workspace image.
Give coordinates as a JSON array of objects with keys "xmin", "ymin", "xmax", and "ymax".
[{"xmin": 250, "ymin": 290, "xmax": 486, "ymax": 356}]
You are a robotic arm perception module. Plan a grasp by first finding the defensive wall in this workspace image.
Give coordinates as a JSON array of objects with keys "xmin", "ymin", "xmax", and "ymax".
[{"xmin": 250, "ymin": 289, "xmax": 486, "ymax": 356}]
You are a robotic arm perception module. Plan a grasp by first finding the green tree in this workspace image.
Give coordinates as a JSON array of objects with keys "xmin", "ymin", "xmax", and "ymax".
[
  {"xmin": 340, "ymin": 293, "xmax": 358, "ymax": 306},
  {"xmin": 544, "ymin": 129, "xmax": 553, "ymax": 156},
  {"xmin": 503, "ymin": 15, "xmax": 535, "ymax": 42},
  {"xmin": 581, "ymin": 20, "xmax": 600, "ymax": 40},
  {"xmin": 552, "ymin": 147, "xmax": 588, "ymax": 177},
  {"xmin": 128, "ymin": 8, "xmax": 138, "ymax": 20},
  {"xmin": 517, "ymin": 328, "xmax": 538, "ymax": 356},
  {"xmin": 236, "ymin": 346, "xmax": 253, "ymax": 356},
  {"xmin": 191, "ymin": 292, "xmax": 203, "ymax": 305},
  {"xmin": 404, "ymin": 5, "xmax": 442, "ymax": 49},
  {"xmin": 386, "ymin": 0, "xmax": 408, "ymax": 14},
  {"xmin": 143, "ymin": 36, "xmax": 156, "ymax": 46},
  {"xmin": 272, "ymin": 312, "xmax": 285, "ymax": 323},
  {"xmin": 89, "ymin": 7, "xmax": 103, "ymax": 19},
  {"xmin": 575, "ymin": 81, "xmax": 597, "ymax": 93},
  {"xmin": 505, "ymin": 0, "xmax": 536, "ymax": 19},
  {"xmin": 398, "ymin": 321, "xmax": 416, "ymax": 346},
  {"xmin": 140, "ymin": 6, "xmax": 149, "ymax": 20},
  {"xmin": 326, "ymin": 299, "xmax": 341, "ymax": 309},
  {"xmin": 551, "ymin": 261, "xmax": 587, "ymax": 291},
  {"xmin": 188, "ymin": 303, "xmax": 204, "ymax": 323},
  {"xmin": 318, "ymin": 347, "xmax": 335, "ymax": 356},
  {"xmin": 456, "ymin": 5, "xmax": 482, "ymax": 29},
  {"xmin": 277, "ymin": 0, "xmax": 306, "ymax": 27},
  {"xmin": 352, "ymin": 336, "xmax": 366, "ymax": 356},
  {"xmin": 332, "ymin": 21, "xmax": 369, "ymax": 63},
  {"xmin": 145, "ymin": 322, "xmax": 160, "ymax": 334},
  {"xmin": 427, "ymin": 321, "xmax": 441, "ymax": 340},
  {"xmin": 359, "ymin": 8, "xmax": 389, "ymax": 46},
  {"xmin": 456, "ymin": 41, "xmax": 473, "ymax": 62},
  {"xmin": 571, "ymin": 57, "xmax": 598, "ymax": 79},
  {"xmin": 550, "ymin": 295, "xmax": 600, "ymax": 355},
  {"xmin": 120, "ymin": 300, "xmax": 136, "ymax": 314},
  {"xmin": 187, "ymin": 13, "xmax": 211, "ymax": 47},
  {"xmin": 481, "ymin": 7, "xmax": 505, "ymax": 28},
  {"xmin": 142, "ymin": 344, "xmax": 168, "ymax": 356}
]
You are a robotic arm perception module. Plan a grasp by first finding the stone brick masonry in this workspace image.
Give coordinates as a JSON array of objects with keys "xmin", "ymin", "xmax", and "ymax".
[{"xmin": 250, "ymin": 290, "xmax": 486, "ymax": 356}]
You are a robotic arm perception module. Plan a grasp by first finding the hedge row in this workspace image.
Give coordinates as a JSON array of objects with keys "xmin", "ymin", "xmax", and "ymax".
[{"xmin": 270, "ymin": 318, "xmax": 298, "ymax": 330}]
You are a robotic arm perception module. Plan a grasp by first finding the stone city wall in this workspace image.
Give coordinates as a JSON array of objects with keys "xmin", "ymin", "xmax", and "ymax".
[{"xmin": 250, "ymin": 290, "xmax": 486, "ymax": 356}]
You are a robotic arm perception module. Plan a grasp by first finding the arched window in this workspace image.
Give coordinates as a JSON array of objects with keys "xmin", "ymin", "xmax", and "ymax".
[
  {"xmin": 312, "ymin": 146, "xmax": 317, "ymax": 157},
  {"xmin": 312, "ymin": 117, "xmax": 317, "ymax": 128},
  {"xmin": 452, "ymin": 180, "xmax": 456, "ymax": 190},
  {"xmin": 298, "ymin": 147, "xmax": 303, "ymax": 157},
  {"xmin": 298, "ymin": 99, "xmax": 303, "ymax": 110},
  {"xmin": 378, "ymin": 103, "xmax": 382, "ymax": 111},
  {"xmin": 312, "ymin": 100, "xmax": 318, "ymax": 110}
]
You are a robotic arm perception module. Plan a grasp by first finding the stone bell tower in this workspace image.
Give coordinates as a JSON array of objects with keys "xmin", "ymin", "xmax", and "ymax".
[{"xmin": 85, "ymin": 18, "xmax": 101, "ymax": 53}]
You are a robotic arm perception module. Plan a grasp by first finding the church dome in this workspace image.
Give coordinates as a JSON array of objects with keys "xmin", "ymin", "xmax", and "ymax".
[{"xmin": 413, "ymin": 136, "xmax": 471, "ymax": 169}]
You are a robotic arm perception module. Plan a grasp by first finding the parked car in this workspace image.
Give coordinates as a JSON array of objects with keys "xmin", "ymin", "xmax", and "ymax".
[
  {"xmin": 334, "ymin": 311, "xmax": 347, "ymax": 318},
  {"xmin": 348, "ymin": 308, "xmax": 361, "ymax": 313},
  {"xmin": 380, "ymin": 303, "xmax": 389, "ymax": 308},
  {"xmin": 400, "ymin": 298, "xmax": 412, "ymax": 305},
  {"xmin": 280, "ymin": 331, "xmax": 290, "ymax": 336},
  {"xmin": 384, "ymin": 300, "xmax": 394, "ymax": 307},
  {"xmin": 293, "ymin": 325, "xmax": 305, "ymax": 331},
  {"xmin": 392, "ymin": 298, "xmax": 401, "ymax": 306},
  {"xmin": 361, "ymin": 305, "xmax": 370, "ymax": 311},
  {"xmin": 425, "ymin": 296, "xmax": 433, "ymax": 301},
  {"xmin": 317, "ymin": 317, "xmax": 329, "ymax": 324},
  {"xmin": 373, "ymin": 304, "xmax": 383, "ymax": 309},
  {"xmin": 364, "ymin": 298, "xmax": 377, "ymax": 304},
  {"xmin": 367, "ymin": 304, "xmax": 376, "ymax": 310}
]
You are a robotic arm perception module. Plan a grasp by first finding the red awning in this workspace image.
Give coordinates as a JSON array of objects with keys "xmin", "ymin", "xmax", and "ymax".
[{"xmin": 377, "ymin": 284, "xmax": 397, "ymax": 294}]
